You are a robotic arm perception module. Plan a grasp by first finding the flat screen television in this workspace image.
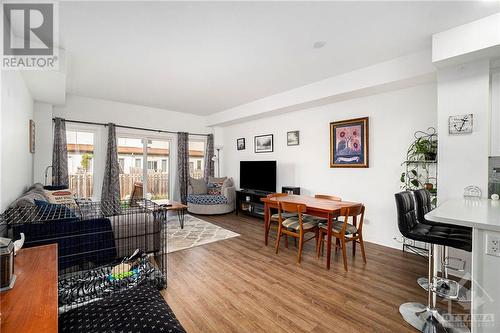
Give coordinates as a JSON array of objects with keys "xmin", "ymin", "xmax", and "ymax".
[{"xmin": 240, "ymin": 161, "xmax": 276, "ymax": 193}]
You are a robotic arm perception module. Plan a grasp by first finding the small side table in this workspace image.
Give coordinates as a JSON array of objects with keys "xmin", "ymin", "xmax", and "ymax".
[{"xmin": 153, "ymin": 199, "xmax": 188, "ymax": 229}]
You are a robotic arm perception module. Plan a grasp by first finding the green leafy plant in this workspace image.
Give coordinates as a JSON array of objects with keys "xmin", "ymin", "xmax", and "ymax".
[
  {"xmin": 401, "ymin": 128, "xmax": 438, "ymax": 206},
  {"xmin": 80, "ymin": 153, "xmax": 93, "ymax": 171}
]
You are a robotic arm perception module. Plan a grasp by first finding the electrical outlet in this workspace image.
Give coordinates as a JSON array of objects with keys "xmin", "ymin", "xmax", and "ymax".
[{"xmin": 486, "ymin": 235, "xmax": 500, "ymax": 257}]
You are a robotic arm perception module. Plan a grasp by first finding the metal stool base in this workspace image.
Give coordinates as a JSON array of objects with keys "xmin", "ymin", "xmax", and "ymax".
[
  {"xmin": 417, "ymin": 278, "xmax": 471, "ymax": 303},
  {"xmin": 399, "ymin": 302, "xmax": 470, "ymax": 333}
]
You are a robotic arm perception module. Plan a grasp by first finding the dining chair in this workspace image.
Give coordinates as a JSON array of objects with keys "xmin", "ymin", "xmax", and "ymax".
[
  {"xmin": 306, "ymin": 194, "xmax": 342, "ymax": 223},
  {"xmin": 316, "ymin": 204, "xmax": 366, "ymax": 271},
  {"xmin": 314, "ymin": 194, "xmax": 342, "ymax": 202},
  {"xmin": 275, "ymin": 202, "xmax": 320, "ymax": 264},
  {"xmin": 265, "ymin": 193, "xmax": 295, "ymax": 246}
]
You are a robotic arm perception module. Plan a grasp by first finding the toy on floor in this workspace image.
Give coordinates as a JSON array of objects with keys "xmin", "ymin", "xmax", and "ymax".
[{"xmin": 107, "ymin": 249, "xmax": 145, "ymax": 282}]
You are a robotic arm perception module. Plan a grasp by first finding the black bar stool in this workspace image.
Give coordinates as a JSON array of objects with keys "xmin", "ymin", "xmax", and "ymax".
[
  {"xmin": 395, "ymin": 191, "xmax": 470, "ymax": 333},
  {"xmin": 413, "ymin": 189, "xmax": 472, "ymax": 302}
]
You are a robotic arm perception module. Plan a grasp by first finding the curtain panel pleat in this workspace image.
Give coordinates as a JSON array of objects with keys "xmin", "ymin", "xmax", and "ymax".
[
  {"xmin": 52, "ymin": 117, "xmax": 69, "ymax": 186},
  {"xmin": 204, "ymin": 134, "xmax": 215, "ymax": 182},
  {"xmin": 177, "ymin": 132, "xmax": 189, "ymax": 204},
  {"xmin": 101, "ymin": 123, "xmax": 121, "ymax": 212}
]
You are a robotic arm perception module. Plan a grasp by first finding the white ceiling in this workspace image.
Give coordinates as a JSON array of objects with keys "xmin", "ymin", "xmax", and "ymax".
[{"xmin": 59, "ymin": 1, "xmax": 500, "ymax": 115}]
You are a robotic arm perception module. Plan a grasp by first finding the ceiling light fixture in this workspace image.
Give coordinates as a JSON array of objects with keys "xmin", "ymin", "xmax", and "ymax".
[{"xmin": 313, "ymin": 41, "xmax": 326, "ymax": 49}]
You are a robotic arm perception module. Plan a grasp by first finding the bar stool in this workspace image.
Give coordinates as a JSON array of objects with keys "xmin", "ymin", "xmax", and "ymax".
[
  {"xmin": 413, "ymin": 189, "xmax": 472, "ymax": 302},
  {"xmin": 395, "ymin": 191, "xmax": 470, "ymax": 333}
]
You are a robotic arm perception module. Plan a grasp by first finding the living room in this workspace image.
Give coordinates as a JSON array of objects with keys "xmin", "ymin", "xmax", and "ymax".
[{"xmin": 2, "ymin": 1, "xmax": 500, "ymax": 333}]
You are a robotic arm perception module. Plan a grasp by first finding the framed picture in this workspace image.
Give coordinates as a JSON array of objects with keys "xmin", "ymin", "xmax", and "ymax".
[
  {"xmin": 254, "ymin": 134, "xmax": 273, "ymax": 153},
  {"xmin": 287, "ymin": 131, "xmax": 299, "ymax": 146},
  {"xmin": 237, "ymin": 138, "xmax": 245, "ymax": 150},
  {"xmin": 448, "ymin": 114, "xmax": 473, "ymax": 135},
  {"xmin": 330, "ymin": 117, "xmax": 369, "ymax": 168},
  {"xmin": 29, "ymin": 119, "xmax": 35, "ymax": 153}
]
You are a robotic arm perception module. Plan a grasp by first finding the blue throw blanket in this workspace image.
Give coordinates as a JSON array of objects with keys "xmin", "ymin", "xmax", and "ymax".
[{"xmin": 14, "ymin": 217, "xmax": 117, "ymax": 270}]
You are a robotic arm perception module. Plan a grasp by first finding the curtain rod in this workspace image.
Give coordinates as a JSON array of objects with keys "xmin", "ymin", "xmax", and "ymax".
[{"xmin": 52, "ymin": 118, "xmax": 210, "ymax": 137}]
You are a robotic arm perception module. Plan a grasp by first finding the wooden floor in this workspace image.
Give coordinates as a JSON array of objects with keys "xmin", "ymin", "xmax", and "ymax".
[{"xmin": 162, "ymin": 212, "xmax": 468, "ymax": 333}]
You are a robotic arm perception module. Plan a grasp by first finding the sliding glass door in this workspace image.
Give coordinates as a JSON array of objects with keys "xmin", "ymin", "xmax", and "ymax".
[
  {"xmin": 117, "ymin": 136, "xmax": 171, "ymax": 201},
  {"xmin": 146, "ymin": 139, "xmax": 170, "ymax": 200}
]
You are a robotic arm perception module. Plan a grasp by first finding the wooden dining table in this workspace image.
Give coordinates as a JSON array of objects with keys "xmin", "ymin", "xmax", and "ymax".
[{"xmin": 261, "ymin": 194, "xmax": 361, "ymax": 269}]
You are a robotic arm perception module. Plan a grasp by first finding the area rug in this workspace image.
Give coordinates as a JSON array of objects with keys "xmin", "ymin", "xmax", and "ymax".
[{"xmin": 166, "ymin": 214, "xmax": 239, "ymax": 253}]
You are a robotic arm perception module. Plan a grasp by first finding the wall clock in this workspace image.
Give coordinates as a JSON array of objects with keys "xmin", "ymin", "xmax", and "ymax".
[{"xmin": 448, "ymin": 114, "xmax": 473, "ymax": 135}]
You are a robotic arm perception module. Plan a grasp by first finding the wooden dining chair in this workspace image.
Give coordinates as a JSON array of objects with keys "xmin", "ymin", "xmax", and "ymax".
[
  {"xmin": 316, "ymin": 204, "xmax": 366, "ymax": 271},
  {"xmin": 275, "ymin": 202, "xmax": 320, "ymax": 264},
  {"xmin": 314, "ymin": 194, "xmax": 342, "ymax": 202},
  {"xmin": 308, "ymin": 194, "xmax": 342, "ymax": 222},
  {"xmin": 265, "ymin": 193, "xmax": 297, "ymax": 247},
  {"xmin": 130, "ymin": 182, "xmax": 143, "ymax": 206}
]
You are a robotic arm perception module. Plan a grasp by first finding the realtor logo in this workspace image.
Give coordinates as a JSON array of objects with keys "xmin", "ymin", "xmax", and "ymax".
[{"xmin": 2, "ymin": 2, "xmax": 58, "ymax": 69}]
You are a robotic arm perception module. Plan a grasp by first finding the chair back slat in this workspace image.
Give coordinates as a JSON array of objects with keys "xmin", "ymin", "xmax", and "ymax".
[
  {"xmin": 267, "ymin": 192, "xmax": 288, "ymax": 198},
  {"xmin": 279, "ymin": 202, "xmax": 306, "ymax": 213},
  {"xmin": 315, "ymin": 194, "xmax": 342, "ymax": 202},
  {"xmin": 338, "ymin": 204, "xmax": 365, "ymax": 234}
]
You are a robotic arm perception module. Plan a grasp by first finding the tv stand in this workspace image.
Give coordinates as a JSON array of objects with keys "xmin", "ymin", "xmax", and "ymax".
[{"xmin": 235, "ymin": 189, "xmax": 271, "ymax": 218}]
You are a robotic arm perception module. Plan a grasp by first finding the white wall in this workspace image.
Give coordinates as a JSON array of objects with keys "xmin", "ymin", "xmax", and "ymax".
[
  {"xmin": 33, "ymin": 102, "xmax": 53, "ymax": 184},
  {"xmin": 435, "ymin": 60, "xmax": 491, "ymax": 278},
  {"xmin": 437, "ymin": 60, "xmax": 490, "ymax": 201},
  {"xmin": 1, "ymin": 71, "xmax": 34, "ymax": 210},
  {"xmin": 220, "ymin": 83, "xmax": 437, "ymax": 249},
  {"xmin": 52, "ymin": 95, "xmax": 210, "ymax": 134}
]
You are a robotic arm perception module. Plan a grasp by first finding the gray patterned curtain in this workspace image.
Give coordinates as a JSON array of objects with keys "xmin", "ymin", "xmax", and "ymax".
[
  {"xmin": 101, "ymin": 123, "xmax": 121, "ymax": 212},
  {"xmin": 177, "ymin": 132, "xmax": 189, "ymax": 204},
  {"xmin": 52, "ymin": 117, "xmax": 69, "ymax": 186},
  {"xmin": 204, "ymin": 134, "xmax": 215, "ymax": 182}
]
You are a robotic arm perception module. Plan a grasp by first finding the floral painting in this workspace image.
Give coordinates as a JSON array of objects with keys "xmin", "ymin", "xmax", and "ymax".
[{"xmin": 330, "ymin": 117, "xmax": 369, "ymax": 168}]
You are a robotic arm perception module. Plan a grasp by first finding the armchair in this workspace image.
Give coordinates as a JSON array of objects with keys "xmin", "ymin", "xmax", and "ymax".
[{"xmin": 187, "ymin": 177, "xmax": 235, "ymax": 215}]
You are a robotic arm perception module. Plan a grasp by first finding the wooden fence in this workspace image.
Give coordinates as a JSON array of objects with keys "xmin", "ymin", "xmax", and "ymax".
[{"xmin": 69, "ymin": 171, "xmax": 170, "ymax": 200}]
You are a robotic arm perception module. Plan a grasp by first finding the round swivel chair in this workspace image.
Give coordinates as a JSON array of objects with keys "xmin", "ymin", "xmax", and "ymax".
[{"xmin": 395, "ymin": 191, "xmax": 470, "ymax": 333}]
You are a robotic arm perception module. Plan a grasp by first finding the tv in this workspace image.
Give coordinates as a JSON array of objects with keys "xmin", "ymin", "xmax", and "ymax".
[{"xmin": 240, "ymin": 161, "xmax": 276, "ymax": 193}]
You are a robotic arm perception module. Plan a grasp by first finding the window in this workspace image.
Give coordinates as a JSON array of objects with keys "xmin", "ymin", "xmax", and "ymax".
[
  {"xmin": 188, "ymin": 140, "xmax": 205, "ymax": 179},
  {"xmin": 147, "ymin": 140, "xmax": 169, "ymax": 200},
  {"xmin": 66, "ymin": 130, "xmax": 94, "ymax": 199},
  {"xmin": 135, "ymin": 158, "xmax": 142, "ymax": 168},
  {"xmin": 117, "ymin": 136, "xmax": 170, "ymax": 200}
]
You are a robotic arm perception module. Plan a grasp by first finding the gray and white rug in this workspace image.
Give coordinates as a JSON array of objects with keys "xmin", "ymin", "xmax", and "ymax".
[{"xmin": 166, "ymin": 214, "xmax": 239, "ymax": 253}]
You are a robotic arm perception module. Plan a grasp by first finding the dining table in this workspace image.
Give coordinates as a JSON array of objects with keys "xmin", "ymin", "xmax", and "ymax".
[{"xmin": 261, "ymin": 194, "xmax": 361, "ymax": 269}]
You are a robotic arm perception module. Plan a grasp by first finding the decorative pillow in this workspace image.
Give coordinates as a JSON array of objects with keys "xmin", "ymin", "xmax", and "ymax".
[
  {"xmin": 207, "ymin": 183, "xmax": 222, "ymax": 195},
  {"xmin": 208, "ymin": 176, "xmax": 227, "ymax": 184},
  {"xmin": 207, "ymin": 176, "xmax": 226, "ymax": 195},
  {"xmin": 44, "ymin": 189, "xmax": 77, "ymax": 206},
  {"xmin": 222, "ymin": 177, "xmax": 234, "ymax": 188},
  {"xmin": 189, "ymin": 177, "xmax": 207, "ymax": 195}
]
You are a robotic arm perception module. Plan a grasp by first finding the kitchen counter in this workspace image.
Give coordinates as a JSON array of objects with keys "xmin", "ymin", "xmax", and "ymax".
[
  {"xmin": 425, "ymin": 198, "xmax": 500, "ymax": 333},
  {"xmin": 425, "ymin": 198, "xmax": 500, "ymax": 232}
]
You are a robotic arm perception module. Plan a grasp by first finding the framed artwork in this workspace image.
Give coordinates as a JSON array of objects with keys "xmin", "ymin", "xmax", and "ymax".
[
  {"xmin": 29, "ymin": 119, "xmax": 35, "ymax": 153},
  {"xmin": 448, "ymin": 114, "xmax": 473, "ymax": 135},
  {"xmin": 237, "ymin": 138, "xmax": 245, "ymax": 150},
  {"xmin": 254, "ymin": 134, "xmax": 273, "ymax": 153},
  {"xmin": 330, "ymin": 117, "xmax": 369, "ymax": 168},
  {"xmin": 287, "ymin": 131, "xmax": 299, "ymax": 146}
]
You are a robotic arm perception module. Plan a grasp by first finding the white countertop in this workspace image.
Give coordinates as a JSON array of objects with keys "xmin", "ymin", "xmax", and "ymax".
[{"xmin": 425, "ymin": 198, "xmax": 500, "ymax": 232}]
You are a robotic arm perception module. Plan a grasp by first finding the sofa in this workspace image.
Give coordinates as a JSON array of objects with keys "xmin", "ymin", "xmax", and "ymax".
[
  {"xmin": 5, "ymin": 183, "xmax": 161, "ymax": 259},
  {"xmin": 187, "ymin": 176, "xmax": 235, "ymax": 215}
]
